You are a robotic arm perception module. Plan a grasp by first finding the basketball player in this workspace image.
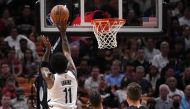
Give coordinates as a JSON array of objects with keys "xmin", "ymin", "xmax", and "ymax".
[
  {"xmin": 126, "ymin": 82, "xmax": 148, "ymax": 109},
  {"xmin": 40, "ymin": 20, "xmax": 77, "ymax": 109}
]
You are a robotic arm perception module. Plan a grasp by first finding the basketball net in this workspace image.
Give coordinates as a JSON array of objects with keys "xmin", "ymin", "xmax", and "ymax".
[{"xmin": 91, "ymin": 18, "xmax": 126, "ymax": 49}]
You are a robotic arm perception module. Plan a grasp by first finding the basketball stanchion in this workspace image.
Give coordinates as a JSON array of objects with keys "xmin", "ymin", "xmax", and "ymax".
[{"xmin": 91, "ymin": 18, "xmax": 126, "ymax": 49}]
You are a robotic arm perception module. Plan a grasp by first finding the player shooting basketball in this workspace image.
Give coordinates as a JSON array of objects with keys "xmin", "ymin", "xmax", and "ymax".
[{"xmin": 40, "ymin": 5, "xmax": 78, "ymax": 109}]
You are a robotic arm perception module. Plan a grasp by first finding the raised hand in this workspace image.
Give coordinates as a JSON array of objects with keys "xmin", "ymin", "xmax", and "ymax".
[{"xmin": 55, "ymin": 19, "xmax": 68, "ymax": 33}]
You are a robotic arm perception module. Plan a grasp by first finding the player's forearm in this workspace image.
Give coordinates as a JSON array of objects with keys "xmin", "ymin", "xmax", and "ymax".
[
  {"xmin": 60, "ymin": 32, "xmax": 71, "ymax": 55},
  {"xmin": 60, "ymin": 32, "xmax": 77, "ymax": 73}
]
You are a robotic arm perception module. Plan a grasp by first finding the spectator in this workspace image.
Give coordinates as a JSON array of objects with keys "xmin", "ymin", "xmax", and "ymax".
[
  {"xmin": 126, "ymin": 38, "xmax": 139, "ymax": 62},
  {"xmin": 171, "ymin": 1, "xmax": 184, "ymax": 17},
  {"xmin": 70, "ymin": 43, "xmax": 81, "ymax": 66},
  {"xmin": 166, "ymin": 77, "xmax": 184, "ymax": 99},
  {"xmin": 116, "ymin": 61, "xmax": 135, "ymax": 105},
  {"xmin": 10, "ymin": 88, "xmax": 28, "ymax": 109},
  {"xmin": 133, "ymin": 66, "xmax": 153, "ymax": 96},
  {"xmin": 182, "ymin": 26, "xmax": 190, "ymax": 50},
  {"xmin": 180, "ymin": 85, "xmax": 190, "ymax": 109},
  {"xmin": 98, "ymin": 74, "xmax": 109, "ymax": 96},
  {"xmin": 4, "ymin": 48, "xmax": 22, "ymax": 76},
  {"xmin": 120, "ymin": 61, "xmax": 135, "ymax": 89},
  {"xmin": 178, "ymin": 8, "xmax": 190, "ymax": 27},
  {"xmin": 97, "ymin": 74, "xmax": 119, "ymax": 108},
  {"xmin": 0, "ymin": 37, "xmax": 11, "ymax": 60},
  {"xmin": 121, "ymin": 48, "xmax": 131, "ymax": 68},
  {"xmin": 6, "ymin": 17, "xmax": 16, "ymax": 31},
  {"xmin": 103, "ymin": 49, "xmax": 114, "ymax": 68},
  {"xmin": 1, "ymin": 76, "xmax": 17, "ymax": 99},
  {"xmin": 0, "ymin": 8, "xmax": 12, "ymax": 35},
  {"xmin": 155, "ymin": 84, "xmax": 173, "ymax": 109},
  {"xmin": 170, "ymin": 38, "xmax": 185, "ymax": 75},
  {"xmin": 84, "ymin": 66, "xmax": 101, "ymax": 91},
  {"xmin": 16, "ymin": 38, "xmax": 39, "ymax": 61},
  {"xmin": 135, "ymin": 0, "xmax": 152, "ymax": 15},
  {"xmin": 21, "ymin": 48, "xmax": 38, "ymax": 77},
  {"xmin": 77, "ymin": 58, "xmax": 91, "ymax": 88},
  {"xmin": 147, "ymin": 98, "xmax": 156, "ymax": 109},
  {"xmin": 145, "ymin": 65, "xmax": 160, "ymax": 91},
  {"xmin": 4, "ymin": 27, "xmax": 36, "ymax": 51},
  {"xmin": 0, "ymin": 63, "xmax": 12, "ymax": 88},
  {"xmin": 134, "ymin": 48, "xmax": 150, "ymax": 74},
  {"xmin": 126, "ymin": 82, "xmax": 148, "ymax": 109},
  {"xmin": 172, "ymin": 37, "xmax": 185, "ymax": 61},
  {"xmin": 89, "ymin": 90, "xmax": 103, "ymax": 109},
  {"xmin": 171, "ymin": 94, "xmax": 181, "ymax": 109},
  {"xmin": 127, "ymin": 0, "xmax": 140, "ymax": 17},
  {"xmin": 0, "ymin": 8, "xmax": 11, "ymax": 23},
  {"xmin": 16, "ymin": 5, "xmax": 34, "ymax": 25},
  {"xmin": 154, "ymin": 65, "xmax": 175, "ymax": 97},
  {"xmin": 144, "ymin": 37, "xmax": 160, "ymax": 63},
  {"xmin": 0, "ymin": 93, "xmax": 12, "ymax": 109},
  {"xmin": 152, "ymin": 41, "xmax": 170, "ymax": 72},
  {"xmin": 105, "ymin": 59, "xmax": 124, "ymax": 87},
  {"xmin": 115, "ymin": 81, "xmax": 127, "ymax": 103},
  {"xmin": 102, "ymin": 87, "xmax": 120, "ymax": 108},
  {"xmin": 126, "ymin": 9, "xmax": 141, "ymax": 26},
  {"xmin": 169, "ymin": 17, "xmax": 182, "ymax": 40}
]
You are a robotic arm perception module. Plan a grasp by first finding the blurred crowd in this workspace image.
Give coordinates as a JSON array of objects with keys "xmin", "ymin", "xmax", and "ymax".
[{"xmin": 0, "ymin": 0, "xmax": 190, "ymax": 109}]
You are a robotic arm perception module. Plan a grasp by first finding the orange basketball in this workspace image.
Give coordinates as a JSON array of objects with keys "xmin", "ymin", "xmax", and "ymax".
[{"xmin": 50, "ymin": 5, "xmax": 69, "ymax": 24}]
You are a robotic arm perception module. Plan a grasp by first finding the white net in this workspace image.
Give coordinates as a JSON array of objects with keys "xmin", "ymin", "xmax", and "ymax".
[{"xmin": 92, "ymin": 19, "xmax": 125, "ymax": 49}]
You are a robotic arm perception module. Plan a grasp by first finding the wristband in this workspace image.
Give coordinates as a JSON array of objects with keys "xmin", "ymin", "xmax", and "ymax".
[{"xmin": 41, "ymin": 61, "xmax": 49, "ymax": 68}]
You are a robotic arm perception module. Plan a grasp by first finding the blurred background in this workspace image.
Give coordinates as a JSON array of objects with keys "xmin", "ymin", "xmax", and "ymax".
[{"xmin": 0, "ymin": 0, "xmax": 190, "ymax": 109}]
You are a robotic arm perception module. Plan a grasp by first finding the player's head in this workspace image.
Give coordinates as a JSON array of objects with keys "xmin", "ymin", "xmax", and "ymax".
[
  {"xmin": 50, "ymin": 52, "xmax": 68, "ymax": 74},
  {"xmin": 89, "ymin": 90, "xmax": 102, "ymax": 109},
  {"xmin": 126, "ymin": 82, "xmax": 142, "ymax": 102}
]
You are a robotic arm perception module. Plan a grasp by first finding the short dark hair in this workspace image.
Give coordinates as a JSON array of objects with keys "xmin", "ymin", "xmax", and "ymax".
[
  {"xmin": 19, "ymin": 38, "xmax": 27, "ymax": 44},
  {"xmin": 50, "ymin": 52, "xmax": 68, "ymax": 74},
  {"xmin": 126, "ymin": 82, "xmax": 142, "ymax": 101},
  {"xmin": 89, "ymin": 90, "xmax": 102, "ymax": 108}
]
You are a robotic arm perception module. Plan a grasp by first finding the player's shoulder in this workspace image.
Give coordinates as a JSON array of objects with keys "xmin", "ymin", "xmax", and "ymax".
[{"xmin": 66, "ymin": 70, "xmax": 77, "ymax": 78}]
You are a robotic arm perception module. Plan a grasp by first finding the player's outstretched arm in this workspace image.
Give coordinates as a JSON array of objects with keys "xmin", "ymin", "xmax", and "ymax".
[
  {"xmin": 40, "ymin": 35, "xmax": 54, "ymax": 89},
  {"xmin": 57, "ymin": 21, "xmax": 77, "ymax": 76}
]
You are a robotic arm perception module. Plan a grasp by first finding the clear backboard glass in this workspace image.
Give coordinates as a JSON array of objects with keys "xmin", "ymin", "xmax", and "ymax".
[{"xmin": 40, "ymin": 0, "xmax": 163, "ymax": 33}]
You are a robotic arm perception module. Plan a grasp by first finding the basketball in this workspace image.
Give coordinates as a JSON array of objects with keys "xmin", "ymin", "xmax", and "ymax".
[{"xmin": 50, "ymin": 5, "xmax": 69, "ymax": 24}]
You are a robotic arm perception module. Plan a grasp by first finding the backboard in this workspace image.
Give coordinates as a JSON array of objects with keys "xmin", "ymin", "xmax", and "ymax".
[{"xmin": 40, "ymin": 0, "xmax": 163, "ymax": 34}]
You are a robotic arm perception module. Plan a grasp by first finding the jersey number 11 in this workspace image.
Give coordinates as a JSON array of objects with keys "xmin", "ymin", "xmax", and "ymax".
[{"xmin": 63, "ymin": 87, "xmax": 72, "ymax": 103}]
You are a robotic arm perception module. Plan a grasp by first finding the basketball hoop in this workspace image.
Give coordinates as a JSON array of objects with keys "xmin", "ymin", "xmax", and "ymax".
[{"xmin": 91, "ymin": 18, "xmax": 126, "ymax": 49}]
